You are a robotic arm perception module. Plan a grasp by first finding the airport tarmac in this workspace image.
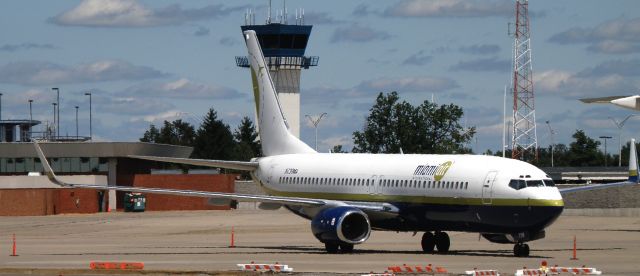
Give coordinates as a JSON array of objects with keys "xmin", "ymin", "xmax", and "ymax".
[{"xmin": 0, "ymin": 209, "xmax": 638, "ymax": 275}]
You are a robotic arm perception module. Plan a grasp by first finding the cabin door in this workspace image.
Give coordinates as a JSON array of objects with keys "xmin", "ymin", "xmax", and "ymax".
[
  {"xmin": 368, "ymin": 175, "xmax": 379, "ymax": 195},
  {"xmin": 482, "ymin": 171, "xmax": 498, "ymax": 205}
]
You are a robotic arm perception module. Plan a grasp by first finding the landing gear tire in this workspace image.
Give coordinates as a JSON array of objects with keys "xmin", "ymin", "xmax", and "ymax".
[
  {"xmin": 339, "ymin": 243, "xmax": 354, "ymax": 253},
  {"xmin": 434, "ymin": 232, "xmax": 450, "ymax": 253},
  {"xmin": 513, "ymin": 243, "xmax": 530, "ymax": 257},
  {"xmin": 325, "ymin": 242, "xmax": 339, "ymax": 254},
  {"xmin": 421, "ymin": 232, "xmax": 435, "ymax": 253}
]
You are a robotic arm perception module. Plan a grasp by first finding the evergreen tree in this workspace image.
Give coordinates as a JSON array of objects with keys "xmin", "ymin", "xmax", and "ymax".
[
  {"xmin": 233, "ymin": 116, "xmax": 261, "ymax": 160},
  {"xmin": 192, "ymin": 108, "xmax": 235, "ymax": 160},
  {"xmin": 140, "ymin": 124, "xmax": 160, "ymax": 143}
]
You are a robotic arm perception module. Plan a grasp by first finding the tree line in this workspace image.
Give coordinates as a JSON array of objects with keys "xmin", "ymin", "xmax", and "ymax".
[
  {"xmin": 140, "ymin": 92, "xmax": 632, "ymax": 168},
  {"xmin": 140, "ymin": 109, "xmax": 260, "ymax": 161}
]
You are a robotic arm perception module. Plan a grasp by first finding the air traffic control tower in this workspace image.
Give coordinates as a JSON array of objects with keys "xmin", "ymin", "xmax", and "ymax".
[{"xmin": 236, "ymin": 7, "xmax": 318, "ymax": 138}]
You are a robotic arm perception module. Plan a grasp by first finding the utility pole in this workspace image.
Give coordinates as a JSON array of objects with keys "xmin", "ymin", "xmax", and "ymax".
[
  {"xmin": 305, "ymin": 112, "xmax": 327, "ymax": 151},
  {"xmin": 599, "ymin": 136, "xmax": 612, "ymax": 167},
  {"xmin": 545, "ymin": 121, "xmax": 554, "ymax": 167}
]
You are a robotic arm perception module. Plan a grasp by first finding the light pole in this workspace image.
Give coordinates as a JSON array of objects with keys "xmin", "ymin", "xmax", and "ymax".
[
  {"xmin": 84, "ymin": 92, "xmax": 92, "ymax": 140},
  {"xmin": 545, "ymin": 121, "xmax": 554, "ymax": 167},
  {"xmin": 0, "ymin": 92, "xmax": 3, "ymax": 122},
  {"xmin": 305, "ymin": 112, "xmax": 327, "ymax": 151},
  {"xmin": 610, "ymin": 114, "xmax": 639, "ymax": 167},
  {"xmin": 52, "ymin": 88, "xmax": 59, "ymax": 138},
  {"xmin": 52, "ymin": 103, "xmax": 57, "ymax": 139},
  {"xmin": 599, "ymin": 136, "xmax": 612, "ymax": 167},
  {"xmin": 28, "ymin": 100, "xmax": 33, "ymax": 139},
  {"xmin": 75, "ymin": 106, "xmax": 79, "ymax": 139}
]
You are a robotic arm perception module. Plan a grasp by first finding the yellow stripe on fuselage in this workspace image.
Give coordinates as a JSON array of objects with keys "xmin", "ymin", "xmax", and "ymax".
[{"xmin": 262, "ymin": 186, "xmax": 564, "ymax": 207}]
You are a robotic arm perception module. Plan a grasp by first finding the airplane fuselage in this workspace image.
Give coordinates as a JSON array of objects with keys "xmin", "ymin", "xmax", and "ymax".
[{"xmin": 251, "ymin": 153, "xmax": 564, "ymax": 239}]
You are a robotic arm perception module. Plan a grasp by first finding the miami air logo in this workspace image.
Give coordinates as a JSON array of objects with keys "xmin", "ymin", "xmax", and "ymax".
[{"xmin": 413, "ymin": 161, "xmax": 454, "ymax": 181}]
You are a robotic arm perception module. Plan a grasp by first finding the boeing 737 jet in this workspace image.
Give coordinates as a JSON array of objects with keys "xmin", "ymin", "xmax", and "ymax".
[{"xmin": 35, "ymin": 30, "xmax": 639, "ymax": 257}]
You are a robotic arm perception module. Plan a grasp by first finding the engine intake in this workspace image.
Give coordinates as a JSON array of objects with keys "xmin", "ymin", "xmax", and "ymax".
[{"xmin": 310, "ymin": 206, "xmax": 371, "ymax": 244}]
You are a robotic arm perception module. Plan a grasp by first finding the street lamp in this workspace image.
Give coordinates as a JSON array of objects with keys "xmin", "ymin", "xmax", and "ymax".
[
  {"xmin": 75, "ymin": 106, "xmax": 79, "ymax": 139},
  {"xmin": 305, "ymin": 112, "xmax": 327, "ymax": 151},
  {"xmin": 52, "ymin": 88, "xmax": 59, "ymax": 138},
  {"xmin": 545, "ymin": 121, "xmax": 555, "ymax": 167},
  {"xmin": 84, "ymin": 92, "xmax": 92, "ymax": 140},
  {"xmin": 52, "ymin": 103, "xmax": 57, "ymax": 139},
  {"xmin": 610, "ymin": 114, "xmax": 639, "ymax": 167},
  {"xmin": 0, "ymin": 92, "xmax": 3, "ymax": 122},
  {"xmin": 599, "ymin": 136, "xmax": 613, "ymax": 167},
  {"xmin": 28, "ymin": 100, "xmax": 33, "ymax": 139}
]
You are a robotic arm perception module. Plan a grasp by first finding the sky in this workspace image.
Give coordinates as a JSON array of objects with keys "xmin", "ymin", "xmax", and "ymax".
[{"xmin": 1, "ymin": 0, "xmax": 639, "ymax": 155}]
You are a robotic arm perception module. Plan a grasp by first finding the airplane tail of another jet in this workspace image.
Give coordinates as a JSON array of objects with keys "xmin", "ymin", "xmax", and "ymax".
[
  {"xmin": 243, "ymin": 30, "xmax": 316, "ymax": 157},
  {"xmin": 629, "ymin": 138, "xmax": 638, "ymax": 182}
]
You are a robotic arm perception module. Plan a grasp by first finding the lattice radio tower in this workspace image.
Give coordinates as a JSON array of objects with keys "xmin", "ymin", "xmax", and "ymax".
[{"xmin": 510, "ymin": 0, "xmax": 538, "ymax": 161}]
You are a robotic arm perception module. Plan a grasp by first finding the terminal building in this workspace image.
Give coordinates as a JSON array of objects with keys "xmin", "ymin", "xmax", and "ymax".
[{"xmin": 0, "ymin": 117, "xmax": 235, "ymax": 216}]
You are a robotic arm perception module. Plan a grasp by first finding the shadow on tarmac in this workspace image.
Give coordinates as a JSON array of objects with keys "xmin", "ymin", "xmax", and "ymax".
[{"xmin": 36, "ymin": 245, "xmax": 623, "ymax": 258}]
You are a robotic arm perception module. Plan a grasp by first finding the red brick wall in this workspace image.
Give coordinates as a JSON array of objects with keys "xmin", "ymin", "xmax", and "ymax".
[
  {"xmin": 132, "ymin": 174, "xmax": 236, "ymax": 211},
  {"xmin": 0, "ymin": 189, "xmax": 99, "ymax": 216}
]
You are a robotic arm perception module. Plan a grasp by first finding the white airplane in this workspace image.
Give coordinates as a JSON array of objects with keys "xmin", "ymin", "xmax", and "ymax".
[
  {"xmin": 35, "ymin": 30, "xmax": 639, "ymax": 257},
  {"xmin": 580, "ymin": 95, "xmax": 640, "ymax": 111}
]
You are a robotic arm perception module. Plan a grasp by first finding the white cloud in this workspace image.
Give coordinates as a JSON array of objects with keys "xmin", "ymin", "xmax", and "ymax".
[
  {"xmin": 384, "ymin": 0, "xmax": 512, "ymax": 18},
  {"xmin": 129, "ymin": 109, "xmax": 184, "ymax": 123},
  {"xmin": 550, "ymin": 17, "xmax": 640, "ymax": 54},
  {"xmin": 51, "ymin": 0, "xmax": 248, "ymax": 28},
  {"xmin": 330, "ymin": 24, "xmax": 391, "ymax": 43},
  {"xmin": 534, "ymin": 69, "xmax": 637, "ymax": 98},
  {"xmin": 124, "ymin": 78, "xmax": 243, "ymax": 99},
  {"xmin": 357, "ymin": 76, "xmax": 459, "ymax": 93},
  {"xmin": 0, "ymin": 60, "xmax": 166, "ymax": 85}
]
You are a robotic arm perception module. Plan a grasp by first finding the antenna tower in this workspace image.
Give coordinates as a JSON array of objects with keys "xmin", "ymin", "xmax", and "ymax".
[{"xmin": 510, "ymin": 0, "xmax": 538, "ymax": 161}]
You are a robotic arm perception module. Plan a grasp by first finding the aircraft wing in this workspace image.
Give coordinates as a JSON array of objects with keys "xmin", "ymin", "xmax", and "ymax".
[
  {"xmin": 579, "ymin": 95, "xmax": 629, "ymax": 103},
  {"xmin": 34, "ymin": 142, "xmax": 399, "ymax": 214},
  {"xmin": 559, "ymin": 181, "xmax": 637, "ymax": 194},
  {"xmin": 128, "ymin": 155, "xmax": 258, "ymax": 171}
]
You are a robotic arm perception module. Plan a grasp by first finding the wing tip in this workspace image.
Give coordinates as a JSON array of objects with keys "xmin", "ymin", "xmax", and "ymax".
[{"xmin": 32, "ymin": 140, "xmax": 66, "ymax": 187}]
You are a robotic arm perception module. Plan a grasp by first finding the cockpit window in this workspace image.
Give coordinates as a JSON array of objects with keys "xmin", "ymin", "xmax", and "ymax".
[
  {"xmin": 543, "ymin": 179, "xmax": 555, "ymax": 187},
  {"xmin": 509, "ymin": 179, "xmax": 526, "ymax": 190},
  {"xmin": 526, "ymin": 180, "xmax": 544, "ymax": 187}
]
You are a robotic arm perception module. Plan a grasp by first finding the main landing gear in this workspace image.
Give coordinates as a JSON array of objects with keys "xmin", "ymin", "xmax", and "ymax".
[
  {"xmin": 421, "ymin": 231, "xmax": 450, "ymax": 253},
  {"xmin": 513, "ymin": 242, "xmax": 530, "ymax": 257},
  {"xmin": 324, "ymin": 242, "xmax": 354, "ymax": 254}
]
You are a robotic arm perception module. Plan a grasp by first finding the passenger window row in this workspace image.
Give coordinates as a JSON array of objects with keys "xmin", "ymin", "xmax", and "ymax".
[{"xmin": 277, "ymin": 176, "xmax": 469, "ymax": 190}]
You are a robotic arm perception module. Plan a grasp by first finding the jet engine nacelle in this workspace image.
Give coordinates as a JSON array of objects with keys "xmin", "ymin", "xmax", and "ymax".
[
  {"xmin": 611, "ymin": 95, "xmax": 640, "ymax": 110},
  {"xmin": 310, "ymin": 206, "xmax": 371, "ymax": 244}
]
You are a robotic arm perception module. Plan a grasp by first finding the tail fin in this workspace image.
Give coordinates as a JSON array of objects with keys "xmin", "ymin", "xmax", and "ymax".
[
  {"xmin": 629, "ymin": 138, "xmax": 638, "ymax": 182},
  {"xmin": 243, "ymin": 30, "xmax": 315, "ymax": 156}
]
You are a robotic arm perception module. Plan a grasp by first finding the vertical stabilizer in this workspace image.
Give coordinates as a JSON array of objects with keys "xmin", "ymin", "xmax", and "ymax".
[
  {"xmin": 629, "ymin": 139, "xmax": 638, "ymax": 182},
  {"xmin": 243, "ymin": 31, "xmax": 316, "ymax": 156}
]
